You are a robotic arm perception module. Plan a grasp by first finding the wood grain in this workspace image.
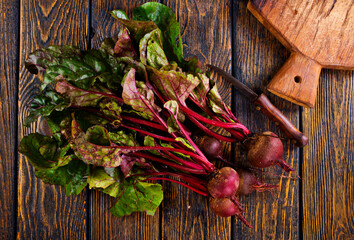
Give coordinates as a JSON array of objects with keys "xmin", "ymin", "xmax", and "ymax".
[
  {"xmin": 233, "ymin": 0, "xmax": 299, "ymax": 239},
  {"xmin": 0, "ymin": 1, "xmax": 19, "ymax": 239},
  {"xmin": 248, "ymin": 0, "xmax": 354, "ymax": 68},
  {"xmin": 248, "ymin": 0, "xmax": 354, "ymax": 108},
  {"xmin": 161, "ymin": 0, "xmax": 232, "ymax": 239},
  {"xmin": 90, "ymin": 1, "xmax": 160, "ymax": 240},
  {"xmin": 18, "ymin": 1, "xmax": 89, "ymax": 239},
  {"xmin": 302, "ymin": 69, "xmax": 354, "ymax": 240},
  {"xmin": 266, "ymin": 52, "xmax": 322, "ymax": 108}
]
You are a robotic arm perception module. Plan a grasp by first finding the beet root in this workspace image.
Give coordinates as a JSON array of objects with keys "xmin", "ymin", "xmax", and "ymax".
[
  {"xmin": 209, "ymin": 197, "xmax": 253, "ymax": 228},
  {"xmin": 195, "ymin": 135, "xmax": 222, "ymax": 160},
  {"xmin": 209, "ymin": 197, "xmax": 239, "ymax": 217},
  {"xmin": 246, "ymin": 132, "xmax": 294, "ymax": 172},
  {"xmin": 207, "ymin": 167, "xmax": 239, "ymax": 198},
  {"xmin": 237, "ymin": 169, "xmax": 278, "ymax": 196}
]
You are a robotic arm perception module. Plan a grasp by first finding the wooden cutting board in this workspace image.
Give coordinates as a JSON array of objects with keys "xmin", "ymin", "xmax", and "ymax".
[{"xmin": 247, "ymin": 0, "xmax": 354, "ymax": 108}]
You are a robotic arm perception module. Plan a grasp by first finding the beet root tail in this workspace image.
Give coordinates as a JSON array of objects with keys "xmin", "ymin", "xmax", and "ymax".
[
  {"xmin": 231, "ymin": 195, "xmax": 244, "ymax": 213},
  {"xmin": 236, "ymin": 214, "xmax": 253, "ymax": 228},
  {"xmin": 277, "ymin": 159, "xmax": 295, "ymax": 172},
  {"xmin": 252, "ymin": 182, "xmax": 279, "ymax": 193}
]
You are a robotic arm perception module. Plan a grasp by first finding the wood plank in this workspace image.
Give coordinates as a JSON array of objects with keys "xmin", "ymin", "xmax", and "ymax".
[
  {"xmin": 90, "ymin": 1, "xmax": 161, "ymax": 240},
  {"xmin": 302, "ymin": 69, "xmax": 354, "ymax": 239},
  {"xmin": 160, "ymin": 0, "xmax": 232, "ymax": 239},
  {"xmin": 0, "ymin": 1, "xmax": 19, "ymax": 239},
  {"xmin": 233, "ymin": 0, "xmax": 299, "ymax": 239},
  {"xmin": 18, "ymin": 1, "xmax": 89, "ymax": 239}
]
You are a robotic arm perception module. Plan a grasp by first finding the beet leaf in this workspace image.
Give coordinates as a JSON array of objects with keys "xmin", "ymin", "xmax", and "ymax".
[{"xmin": 122, "ymin": 68, "xmax": 161, "ymax": 120}]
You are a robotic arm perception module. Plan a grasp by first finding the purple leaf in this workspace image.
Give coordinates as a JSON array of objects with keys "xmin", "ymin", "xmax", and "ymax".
[
  {"xmin": 122, "ymin": 68, "xmax": 161, "ymax": 120},
  {"xmin": 71, "ymin": 118, "xmax": 127, "ymax": 167},
  {"xmin": 147, "ymin": 67, "xmax": 199, "ymax": 105},
  {"xmin": 114, "ymin": 28, "xmax": 137, "ymax": 58},
  {"xmin": 190, "ymin": 73, "xmax": 210, "ymax": 107}
]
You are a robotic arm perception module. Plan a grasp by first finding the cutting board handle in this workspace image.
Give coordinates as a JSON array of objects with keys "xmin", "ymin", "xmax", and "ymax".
[{"xmin": 267, "ymin": 52, "xmax": 322, "ymax": 108}]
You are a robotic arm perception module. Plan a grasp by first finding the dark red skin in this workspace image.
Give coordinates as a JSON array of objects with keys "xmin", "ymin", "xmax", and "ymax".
[
  {"xmin": 209, "ymin": 197, "xmax": 240, "ymax": 217},
  {"xmin": 247, "ymin": 132, "xmax": 282, "ymax": 167},
  {"xmin": 207, "ymin": 167, "xmax": 239, "ymax": 198},
  {"xmin": 246, "ymin": 132, "xmax": 294, "ymax": 172},
  {"xmin": 195, "ymin": 135, "xmax": 222, "ymax": 160},
  {"xmin": 236, "ymin": 169, "xmax": 258, "ymax": 196},
  {"xmin": 209, "ymin": 197, "xmax": 253, "ymax": 228}
]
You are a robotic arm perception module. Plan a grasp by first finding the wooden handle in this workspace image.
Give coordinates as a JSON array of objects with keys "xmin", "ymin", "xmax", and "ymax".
[
  {"xmin": 254, "ymin": 94, "xmax": 308, "ymax": 147},
  {"xmin": 267, "ymin": 52, "xmax": 322, "ymax": 108}
]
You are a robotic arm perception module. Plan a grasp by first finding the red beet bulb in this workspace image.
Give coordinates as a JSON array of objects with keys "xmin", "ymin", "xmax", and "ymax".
[
  {"xmin": 207, "ymin": 167, "xmax": 239, "ymax": 198},
  {"xmin": 246, "ymin": 132, "xmax": 294, "ymax": 172}
]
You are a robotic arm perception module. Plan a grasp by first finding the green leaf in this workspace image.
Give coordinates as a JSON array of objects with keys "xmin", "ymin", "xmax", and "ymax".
[
  {"xmin": 71, "ymin": 120, "xmax": 126, "ymax": 167},
  {"xmin": 208, "ymin": 83, "xmax": 232, "ymax": 117},
  {"xmin": 143, "ymin": 135, "xmax": 161, "ymax": 155},
  {"xmin": 26, "ymin": 46, "xmax": 123, "ymax": 91},
  {"xmin": 25, "ymin": 91, "xmax": 70, "ymax": 127},
  {"xmin": 110, "ymin": 9, "xmax": 129, "ymax": 20},
  {"xmin": 74, "ymin": 111, "xmax": 110, "ymax": 132},
  {"xmin": 166, "ymin": 116, "xmax": 179, "ymax": 133},
  {"xmin": 117, "ymin": 57, "xmax": 148, "ymax": 81},
  {"xmin": 190, "ymin": 73, "xmax": 210, "ymax": 107},
  {"xmin": 139, "ymin": 29, "xmax": 169, "ymax": 68},
  {"xmin": 122, "ymin": 68, "xmax": 161, "ymax": 120},
  {"xmin": 109, "ymin": 131, "xmax": 137, "ymax": 147},
  {"xmin": 88, "ymin": 167, "xmax": 117, "ymax": 190},
  {"xmin": 35, "ymin": 159, "xmax": 89, "ymax": 196},
  {"xmin": 99, "ymin": 99, "xmax": 122, "ymax": 125},
  {"xmin": 88, "ymin": 167, "xmax": 122, "ymax": 197},
  {"xmin": 100, "ymin": 38, "xmax": 116, "ymax": 56},
  {"xmin": 55, "ymin": 79, "xmax": 106, "ymax": 107},
  {"xmin": 175, "ymin": 137, "xmax": 195, "ymax": 151},
  {"xmin": 25, "ymin": 46, "xmax": 81, "ymax": 74},
  {"xmin": 111, "ymin": 11, "xmax": 157, "ymax": 45},
  {"xmin": 86, "ymin": 125, "xmax": 111, "ymax": 146},
  {"xmin": 110, "ymin": 180, "xmax": 163, "ymax": 217},
  {"xmin": 19, "ymin": 133, "xmax": 69, "ymax": 170},
  {"xmin": 132, "ymin": 2, "xmax": 183, "ymax": 66}
]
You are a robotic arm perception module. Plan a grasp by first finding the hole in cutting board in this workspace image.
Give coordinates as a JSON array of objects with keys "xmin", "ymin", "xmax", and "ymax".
[{"xmin": 294, "ymin": 76, "xmax": 302, "ymax": 83}]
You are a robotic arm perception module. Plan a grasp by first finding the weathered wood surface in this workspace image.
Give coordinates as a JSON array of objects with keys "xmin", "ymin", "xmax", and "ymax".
[
  {"xmin": 17, "ymin": 1, "xmax": 88, "ymax": 239},
  {"xmin": 248, "ymin": 0, "xmax": 354, "ymax": 68},
  {"xmin": 0, "ymin": 0, "xmax": 351, "ymax": 239},
  {"xmin": 302, "ymin": 69, "xmax": 354, "ymax": 240},
  {"xmin": 0, "ymin": 1, "xmax": 18, "ymax": 239},
  {"xmin": 233, "ymin": 1, "xmax": 299, "ymax": 239}
]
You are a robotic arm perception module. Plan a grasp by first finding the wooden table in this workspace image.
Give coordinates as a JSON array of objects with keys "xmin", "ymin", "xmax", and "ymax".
[{"xmin": 1, "ymin": 0, "xmax": 353, "ymax": 239}]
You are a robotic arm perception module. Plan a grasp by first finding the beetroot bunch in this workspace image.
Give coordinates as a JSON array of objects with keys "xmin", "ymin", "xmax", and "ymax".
[{"xmin": 19, "ymin": 2, "xmax": 296, "ymax": 228}]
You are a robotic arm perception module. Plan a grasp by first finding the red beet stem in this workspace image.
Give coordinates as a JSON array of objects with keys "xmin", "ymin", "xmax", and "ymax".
[
  {"xmin": 138, "ymin": 94, "xmax": 170, "ymax": 131},
  {"xmin": 180, "ymin": 105, "xmax": 249, "ymax": 131},
  {"xmin": 159, "ymin": 150, "xmax": 205, "ymax": 170},
  {"xmin": 115, "ymin": 145, "xmax": 208, "ymax": 165},
  {"xmin": 145, "ymin": 177, "xmax": 208, "ymax": 196},
  {"xmin": 188, "ymin": 115, "xmax": 237, "ymax": 142},
  {"xmin": 143, "ymin": 171, "xmax": 207, "ymax": 191},
  {"xmin": 166, "ymin": 107, "xmax": 215, "ymax": 173},
  {"xmin": 132, "ymin": 152, "xmax": 207, "ymax": 175},
  {"xmin": 122, "ymin": 124, "xmax": 177, "ymax": 142},
  {"xmin": 121, "ymin": 115, "xmax": 167, "ymax": 131}
]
